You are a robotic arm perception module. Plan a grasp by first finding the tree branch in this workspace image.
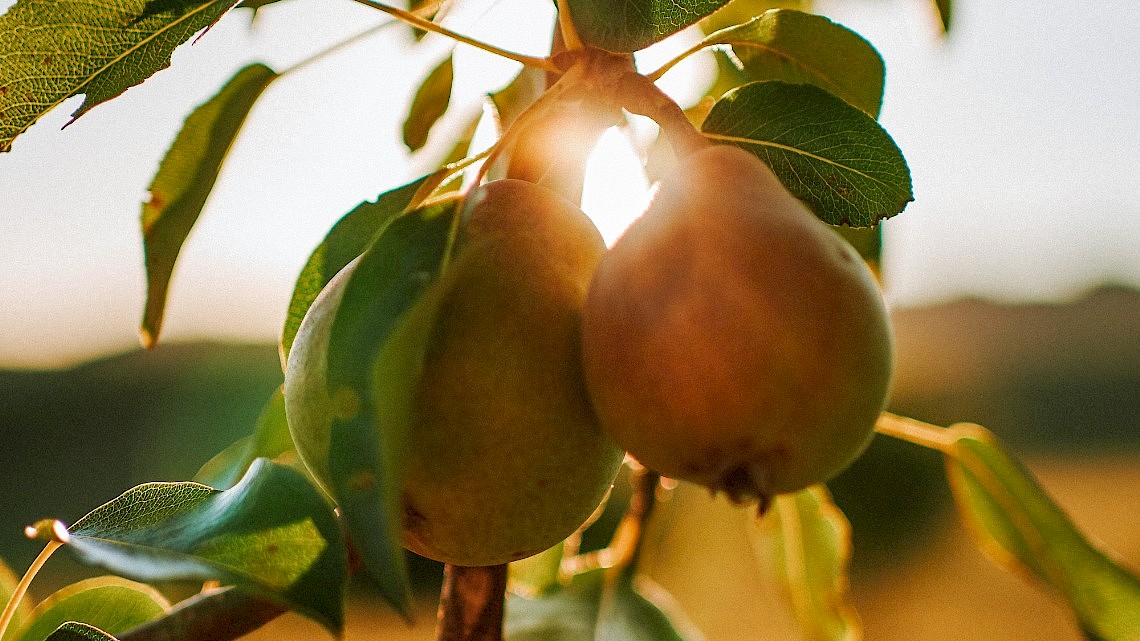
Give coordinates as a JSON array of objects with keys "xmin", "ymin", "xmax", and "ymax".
[{"xmin": 434, "ymin": 564, "xmax": 508, "ymax": 641}]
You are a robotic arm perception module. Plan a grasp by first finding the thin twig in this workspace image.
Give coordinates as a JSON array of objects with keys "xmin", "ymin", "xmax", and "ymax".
[{"xmin": 349, "ymin": 0, "xmax": 558, "ymax": 72}]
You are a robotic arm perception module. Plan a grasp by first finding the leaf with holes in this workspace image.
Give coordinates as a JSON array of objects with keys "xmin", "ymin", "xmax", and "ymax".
[
  {"xmin": 566, "ymin": 0, "xmax": 732, "ymax": 52},
  {"xmin": 60, "ymin": 459, "xmax": 346, "ymax": 634},
  {"xmin": 702, "ymin": 81, "xmax": 912, "ymax": 227},
  {"xmin": 141, "ymin": 63, "xmax": 278, "ymax": 347},
  {"xmin": 0, "ymin": 0, "xmax": 238, "ymax": 153}
]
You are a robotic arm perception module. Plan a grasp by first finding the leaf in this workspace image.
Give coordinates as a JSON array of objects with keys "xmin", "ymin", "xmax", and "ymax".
[
  {"xmin": 945, "ymin": 424, "xmax": 1140, "ymax": 641},
  {"xmin": 193, "ymin": 386, "xmax": 296, "ymax": 490},
  {"xmin": 43, "ymin": 623, "xmax": 118, "ymax": 641},
  {"xmin": 509, "ymin": 544, "xmax": 565, "ymax": 598},
  {"xmin": 596, "ymin": 577, "xmax": 702, "ymax": 641},
  {"xmin": 505, "ymin": 569, "xmax": 604, "ymax": 641},
  {"xmin": 700, "ymin": 9, "xmax": 885, "ymax": 117},
  {"xmin": 751, "ymin": 486, "xmax": 861, "ymax": 641},
  {"xmin": 933, "ymin": 0, "xmax": 952, "ymax": 33},
  {"xmin": 701, "ymin": 81, "xmax": 912, "ymax": 227},
  {"xmin": 833, "ymin": 225, "xmax": 882, "ymax": 276},
  {"xmin": 0, "ymin": 0, "xmax": 238, "ymax": 153},
  {"xmin": 566, "ymin": 0, "xmax": 732, "ymax": 52},
  {"xmin": 322, "ymin": 198, "xmax": 461, "ymax": 616},
  {"xmin": 490, "ymin": 66, "xmax": 547, "ymax": 135},
  {"xmin": 402, "ymin": 55, "xmax": 454, "ymax": 152},
  {"xmin": 139, "ymin": 63, "xmax": 278, "ymax": 347},
  {"xmin": 280, "ymin": 178, "xmax": 428, "ymax": 364},
  {"xmin": 10, "ymin": 578, "xmax": 167, "ymax": 641},
  {"xmin": 1, "ymin": 559, "xmax": 34, "ymax": 640},
  {"xmin": 62, "ymin": 459, "xmax": 347, "ymax": 634}
]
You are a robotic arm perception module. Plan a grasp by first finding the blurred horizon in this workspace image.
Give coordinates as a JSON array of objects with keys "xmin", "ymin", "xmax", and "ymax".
[{"xmin": 2, "ymin": 0, "xmax": 1139, "ymax": 369}]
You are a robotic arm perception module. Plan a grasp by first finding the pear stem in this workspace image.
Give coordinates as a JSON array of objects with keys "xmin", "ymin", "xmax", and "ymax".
[{"xmin": 435, "ymin": 564, "xmax": 508, "ymax": 641}]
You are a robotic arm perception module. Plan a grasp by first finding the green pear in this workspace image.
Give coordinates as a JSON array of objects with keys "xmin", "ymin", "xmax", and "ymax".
[
  {"xmin": 580, "ymin": 145, "xmax": 894, "ymax": 507},
  {"xmin": 286, "ymin": 179, "xmax": 624, "ymax": 567}
]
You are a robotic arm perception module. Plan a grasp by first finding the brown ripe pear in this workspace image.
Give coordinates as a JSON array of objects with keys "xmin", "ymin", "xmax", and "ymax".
[
  {"xmin": 580, "ymin": 145, "xmax": 894, "ymax": 506},
  {"xmin": 286, "ymin": 179, "xmax": 624, "ymax": 567}
]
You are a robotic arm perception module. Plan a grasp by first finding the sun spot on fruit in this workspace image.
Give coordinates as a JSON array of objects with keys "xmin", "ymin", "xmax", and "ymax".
[{"xmin": 332, "ymin": 386, "xmax": 361, "ymax": 421}]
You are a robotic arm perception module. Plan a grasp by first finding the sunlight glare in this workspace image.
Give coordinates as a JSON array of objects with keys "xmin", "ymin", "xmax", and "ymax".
[{"xmin": 581, "ymin": 127, "xmax": 653, "ymax": 247}]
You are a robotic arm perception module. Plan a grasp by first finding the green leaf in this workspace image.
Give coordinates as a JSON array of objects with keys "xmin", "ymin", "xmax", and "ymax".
[
  {"xmin": 701, "ymin": 81, "xmax": 912, "ymax": 227},
  {"xmin": 700, "ymin": 9, "xmax": 885, "ymax": 117},
  {"xmin": 833, "ymin": 225, "xmax": 882, "ymax": 275},
  {"xmin": 194, "ymin": 386, "xmax": 296, "ymax": 490},
  {"xmin": 62, "ymin": 459, "xmax": 347, "ymax": 634},
  {"xmin": 139, "ymin": 63, "xmax": 278, "ymax": 347},
  {"xmin": 490, "ymin": 67, "xmax": 547, "ymax": 135},
  {"xmin": 280, "ymin": 177, "xmax": 428, "ymax": 364},
  {"xmin": 506, "ymin": 569, "xmax": 604, "ymax": 641},
  {"xmin": 42, "ymin": 623, "xmax": 118, "ymax": 641},
  {"xmin": 10, "ymin": 577, "xmax": 167, "ymax": 641},
  {"xmin": 933, "ymin": 0, "xmax": 952, "ymax": 33},
  {"xmin": 1, "ymin": 559, "xmax": 33, "ymax": 638},
  {"xmin": 0, "ymin": 0, "xmax": 238, "ymax": 153},
  {"xmin": 567, "ymin": 0, "xmax": 732, "ymax": 52},
  {"xmin": 402, "ymin": 55, "xmax": 454, "ymax": 152},
  {"xmin": 751, "ymin": 485, "xmax": 861, "ymax": 641},
  {"xmin": 945, "ymin": 424, "xmax": 1140, "ymax": 641},
  {"xmin": 509, "ymin": 544, "xmax": 565, "ymax": 598},
  {"xmin": 322, "ymin": 199, "xmax": 461, "ymax": 616},
  {"xmin": 596, "ymin": 578, "xmax": 700, "ymax": 641}
]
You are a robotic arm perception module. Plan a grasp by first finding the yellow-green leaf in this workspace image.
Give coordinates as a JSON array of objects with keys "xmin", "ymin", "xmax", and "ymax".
[
  {"xmin": 0, "ymin": 559, "xmax": 34, "ymax": 640},
  {"xmin": 140, "ymin": 63, "xmax": 278, "ymax": 347},
  {"xmin": 9, "ymin": 578, "xmax": 167, "ymax": 641},
  {"xmin": 946, "ymin": 424, "xmax": 1140, "ymax": 640},
  {"xmin": 402, "ymin": 55, "xmax": 453, "ymax": 152},
  {"xmin": 42, "ymin": 622, "xmax": 118, "ymax": 641},
  {"xmin": 0, "ymin": 0, "xmax": 238, "ymax": 153},
  {"xmin": 751, "ymin": 486, "xmax": 860, "ymax": 641}
]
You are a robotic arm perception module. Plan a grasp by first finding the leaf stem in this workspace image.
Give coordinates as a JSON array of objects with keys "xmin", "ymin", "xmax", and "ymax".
[
  {"xmin": 874, "ymin": 412, "xmax": 957, "ymax": 452},
  {"xmin": 554, "ymin": 0, "xmax": 584, "ymax": 52},
  {"xmin": 348, "ymin": 0, "xmax": 559, "ymax": 72},
  {"xmin": 0, "ymin": 540, "xmax": 63, "ymax": 640},
  {"xmin": 605, "ymin": 465, "xmax": 661, "ymax": 582}
]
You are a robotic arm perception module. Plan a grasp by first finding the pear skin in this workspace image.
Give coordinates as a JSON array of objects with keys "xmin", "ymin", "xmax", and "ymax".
[{"xmin": 580, "ymin": 145, "xmax": 894, "ymax": 506}]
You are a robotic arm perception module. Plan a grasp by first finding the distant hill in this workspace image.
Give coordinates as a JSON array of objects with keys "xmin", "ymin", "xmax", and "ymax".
[{"xmin": 2, "ymin": 284, "xmax": 1137, "ymax": 574}]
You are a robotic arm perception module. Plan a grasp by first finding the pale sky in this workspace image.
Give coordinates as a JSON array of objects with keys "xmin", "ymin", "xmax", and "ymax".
[{"xmin": 2, "ymin": 0, "xmax": 1138, "ymax": 368}]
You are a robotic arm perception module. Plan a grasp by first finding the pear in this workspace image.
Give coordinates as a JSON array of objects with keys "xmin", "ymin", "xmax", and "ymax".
[
  {"xmin": 580, "ymin": 145, "xmax": 893, "ymax": 506},
  {"xmin": 286, "ymin": 179, "xmax": 624, "ymax": 566}
]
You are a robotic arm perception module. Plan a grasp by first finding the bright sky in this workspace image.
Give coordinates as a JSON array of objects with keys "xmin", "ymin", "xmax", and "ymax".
[{"xmin": 1, "ymin": 0, "xmax": 1138, "ymax": 368}]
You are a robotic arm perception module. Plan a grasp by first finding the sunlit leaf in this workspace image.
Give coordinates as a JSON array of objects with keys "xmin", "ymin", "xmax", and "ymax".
[
  {"xmin": 280, "ymin": 177, "xmax": 427, "ymax": 364},
  {"xmin": 403, "ymin": 55, "xmax": 454, "ymax": 152},
  {"xmin": 490, "ymin": 67, "xmax": 547, "ymax": 135},
  {"xmin": 567, "ymin": 0, "xmax": 732, "ymax": 52},
  {"xmin": 0, "ymin": 0, "xmax": 238, "ymax": 153},
  {"xmin": 701, "ymin": 0, "xmax": 805, "ymax": 33},
  {"xmin": 509, "ymin": 544, "xmax": 565, "ymax": 598},
  {"xmin": 139, "ymin": 63, "xmax": 278, "ymax": 347},
  {"xmin": 752, "ymin": 486, "xmax": 860, "ymax": 641},
  {"xmin": 10, "ymin": 578, "xmax": 167, "ymax": 641},
  {"xmin": 42, "ymin": 623, "xmax": 118, "ymax": 641},
  {"xmin": 945, "ymin": 424, "xmax": 1140, "ymax": 641},
  {"xmin": 702, "ymin": 81, "xmax": 912, "ymax": 226},
  {"xmin": 506, "ymin": 569, "xmax": 604, "ymax": 641},
  {"xmin": 321, "ymin": 199, "xmax": 461, "ymax": 616},
  {"xmin": 1, "ymin": 561, "xmax": 33, "ymax": 641},
  {"xmin": 193, "ymin": 386, "xmax": 296, "ymax": 490},
  {"xmin": 61, "ymin": 459, "xmax": 346, "ymax": 634},
  {"xmin": 699, "ymin": 9, "xmax": 884, "ymax": 117}
]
